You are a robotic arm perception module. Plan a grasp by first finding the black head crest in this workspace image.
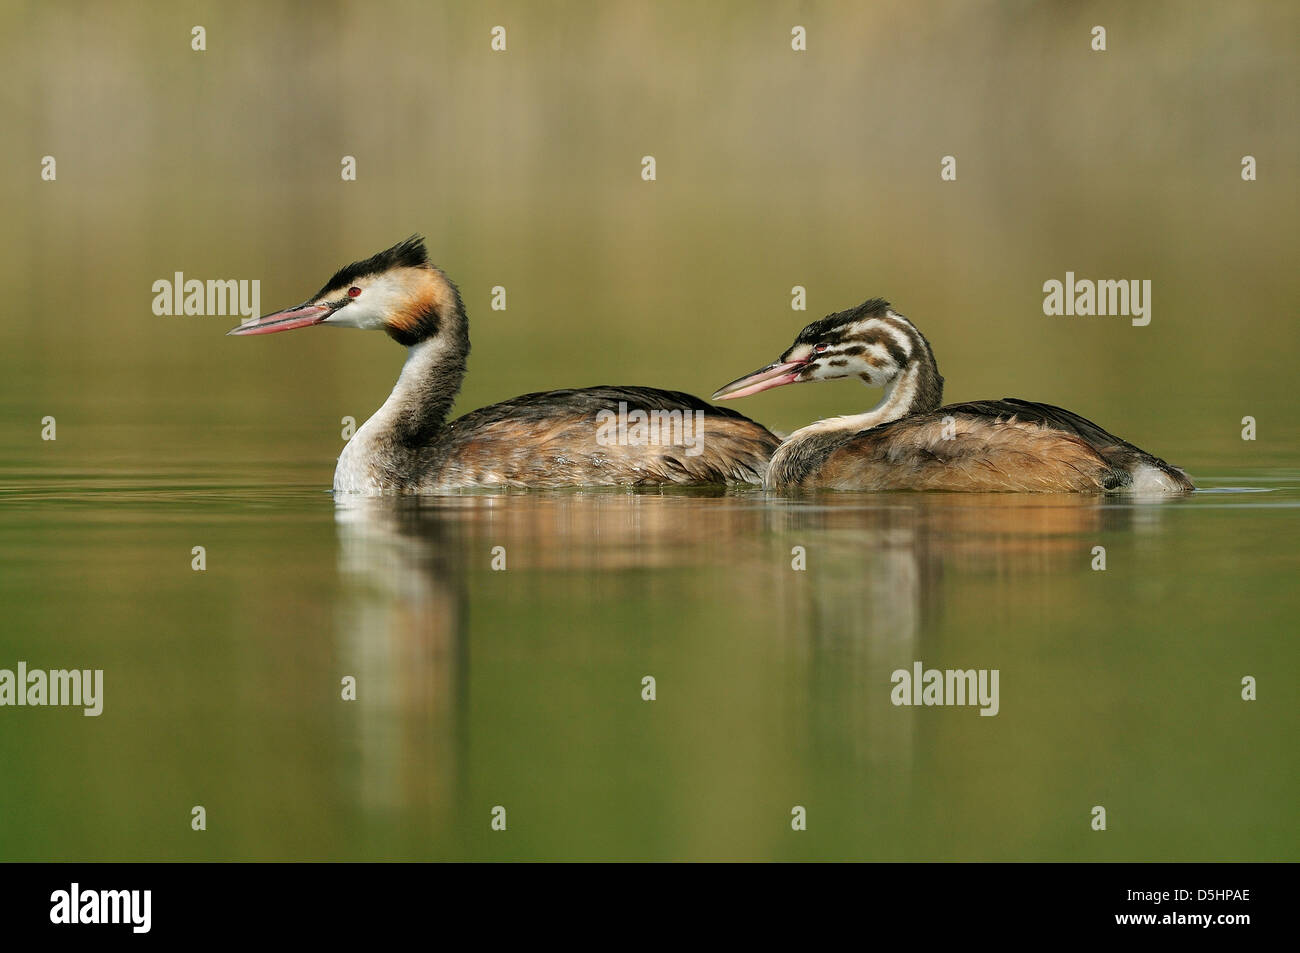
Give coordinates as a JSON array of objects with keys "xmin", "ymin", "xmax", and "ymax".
[
  {"xmin": 795, "ymin": 298, "xmax": 892, "ymax": 344},
  {"xmin": 317, "ymin": 235, "xmax": 430, "ymax": 296}
]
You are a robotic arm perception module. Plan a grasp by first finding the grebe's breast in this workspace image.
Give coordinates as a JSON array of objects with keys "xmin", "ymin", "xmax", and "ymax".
[
  {"xmin": 770, "ymin": 398, "xmax": 1193, "ymax": 494},
  {"xmin": 395, "ymin": 386, "xmax": 778, "ymax": 492}
]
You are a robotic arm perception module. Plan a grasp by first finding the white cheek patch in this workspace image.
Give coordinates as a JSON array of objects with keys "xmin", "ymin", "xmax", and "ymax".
[
  {"xmin": 809, "ymin": 363, "xmax": 840, "ymax": 381},
  {"xmin": 322, "ymin": 274, "xmax": 405, "ymax": 330},
  {"xmin": 324, "ymin": 307, "xmax": 387, "ymax": 331}
]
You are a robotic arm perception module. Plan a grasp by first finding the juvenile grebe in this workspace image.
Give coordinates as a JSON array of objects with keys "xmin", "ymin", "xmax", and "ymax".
[
  {"xmin": 713, "ymin": 299, "xmax": 1194, "ymax": 493},
  {"xmin": 229, "ymin": 237, "xmax": 778, "ymax": 492}
]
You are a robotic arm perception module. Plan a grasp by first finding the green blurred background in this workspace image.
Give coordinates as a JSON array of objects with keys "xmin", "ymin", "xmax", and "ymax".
[{"xmin": 0, "ymin": 1, "xmax": 1295, "ymax": 860}]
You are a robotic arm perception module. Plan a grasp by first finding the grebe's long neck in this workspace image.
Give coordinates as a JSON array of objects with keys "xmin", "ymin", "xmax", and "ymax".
[
  {"xmin": 335, "ymin": 312, "xmax": 469, "ymax": 492},
  {"xmin": 791, "ymin": 362, "xmax": 937, "ymax": 440},
  {"xmin": 794, "ymin": 317, "xmax": 944, "ymax": 441},
  {"xmin": 381, "ymin": 330, "xmax": 469, "ymax": 444}
]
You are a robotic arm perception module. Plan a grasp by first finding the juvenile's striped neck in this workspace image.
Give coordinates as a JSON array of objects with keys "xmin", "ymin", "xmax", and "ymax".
[
  {"xmin": 791, "ymin": 362, "xmax": 932, "ymax": 440},
  {"xmin": 795, "ymin": 310, "xmax": 944, "ymax": 439}
]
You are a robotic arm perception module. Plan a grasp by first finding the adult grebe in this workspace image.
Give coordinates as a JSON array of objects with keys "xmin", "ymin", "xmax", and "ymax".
[
  {"xmin": 229, "ymin": 237, "xmax": 778, "ymax": 492},
  {"xmin": 713, "ymin": 299, "xmax": 1194, "ymax": 493}
]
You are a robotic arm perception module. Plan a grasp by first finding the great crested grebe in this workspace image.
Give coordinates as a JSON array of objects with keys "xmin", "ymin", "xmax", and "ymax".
[
  {"xmin": 713, "ymin": 299, "xmax": 1194, "ymax": 493},
  {"xmin": 229, "ymin": 237, "xmax": 778, "ymax": 492}
]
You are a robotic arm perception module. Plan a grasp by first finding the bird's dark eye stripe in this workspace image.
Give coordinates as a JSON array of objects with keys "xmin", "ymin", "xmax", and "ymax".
[{"xmin": 802, "ymin": 332, "xmax": 905, "ymax": 366}]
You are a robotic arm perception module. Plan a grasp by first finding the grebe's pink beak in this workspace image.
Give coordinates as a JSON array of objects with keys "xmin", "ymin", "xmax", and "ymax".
[
  {"xmin": 227, "ymin": 302, "xmax": 332, "ymax": 336},
  {"xmin": 712, "ymin": 360, "xmax": 807, "ymax": 400}
]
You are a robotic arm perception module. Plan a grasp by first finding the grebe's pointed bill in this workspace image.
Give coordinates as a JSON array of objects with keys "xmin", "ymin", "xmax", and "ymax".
[
  {"xmin": 712, "ymin": 360, "xmax": 807, "ymax": 400},
  {"xmin": 227, "ymin": 302, "xmax": 334, "ymax": 336}
]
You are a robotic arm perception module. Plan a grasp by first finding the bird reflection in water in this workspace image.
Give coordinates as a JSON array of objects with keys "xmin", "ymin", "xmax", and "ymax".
[{"xmin": 331, "ymin": 489, "xmax": 1176, "ymax": 846}]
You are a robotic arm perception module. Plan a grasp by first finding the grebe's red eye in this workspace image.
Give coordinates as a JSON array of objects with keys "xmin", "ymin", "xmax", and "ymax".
[
  {"xmin": 814, "ymin": 343, "xmax": 828, "ymax": 353},
  {"xmin": 348, "ymin": 286, "xmax": 362, "ymax": 297}
]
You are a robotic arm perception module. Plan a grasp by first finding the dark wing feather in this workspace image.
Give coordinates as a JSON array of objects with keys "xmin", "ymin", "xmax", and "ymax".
[
  {"xmin": 938, "ymin": 398, "xmax": 1192, "ymax": 490},
  {"xmin": 442, "ymin": 385, "xmax": 767, "ymax": 434},
  {"xmin": 419, "ymin": 385, "xmax": 779, "ymax": 489},
  {"xmin": 940, "ymin": 398, "xmax": 1137, "ymax": 452}
]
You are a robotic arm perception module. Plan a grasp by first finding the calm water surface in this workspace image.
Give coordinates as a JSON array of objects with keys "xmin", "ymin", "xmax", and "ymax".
[{"xmin": 1, "ymin": 459, "xmax": 1294, "ymax": 861}]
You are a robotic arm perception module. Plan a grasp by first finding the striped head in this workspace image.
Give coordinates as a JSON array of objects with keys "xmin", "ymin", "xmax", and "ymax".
[
  {"xmin": 228, "ymin": 235, "xmax": 465, "ymax": 347},
  {"xmin": 713, "ymin": 299, "xmax": 944, "ymax": 411}
]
